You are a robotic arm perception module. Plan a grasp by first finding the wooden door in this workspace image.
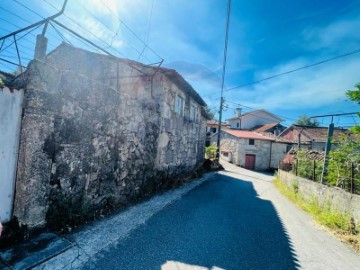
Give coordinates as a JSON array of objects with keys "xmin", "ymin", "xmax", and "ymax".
[{"xmin": 245, "ymin": 154, "xmax": 256, "ymax": 170}]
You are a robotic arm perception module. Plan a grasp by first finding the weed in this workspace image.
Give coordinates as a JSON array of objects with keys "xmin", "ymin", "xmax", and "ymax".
[{"xmin": 273, "ymin": 177, "xmax": 360, "ymax": 253}]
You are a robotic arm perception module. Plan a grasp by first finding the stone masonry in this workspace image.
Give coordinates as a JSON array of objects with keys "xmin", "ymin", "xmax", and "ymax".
[
  {"xmin": 12, "ymin": 43, "xmax": 209, "ymax": 229},
  {"xmin": 212, "ymin": 131, "xmax": 288, "ymax": 170}
]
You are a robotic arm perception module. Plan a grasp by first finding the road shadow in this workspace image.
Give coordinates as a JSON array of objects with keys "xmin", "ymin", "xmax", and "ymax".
[
  {"xmin": 222, "ymin": 168, "xmax": 274, "ymax": 183},
  {"xmin": 82, "ymin": 174, "xmax": 300, "ymax": 270}
]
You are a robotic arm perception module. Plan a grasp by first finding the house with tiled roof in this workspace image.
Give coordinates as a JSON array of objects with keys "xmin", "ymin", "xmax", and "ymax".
[
  {"xmin": 205, "ymin": 119, "xmax": 230, "ymax": 146},
  {"xmin": 251, "ymin": 122, "xmax": 286, "ymax": 134},
  {"xmin": 210, "ymin": 129, "xmax": 292, "ymax": 170},
  {"xmin": 279, "ymin": 125, "xmax": 355, "ymax": 150},
  {"xmin": 226, "ymin": 109, "xmax": 284, "ymax": 130}
]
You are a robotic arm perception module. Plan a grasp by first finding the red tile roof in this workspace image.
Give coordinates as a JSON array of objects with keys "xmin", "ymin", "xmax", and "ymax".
[
  {"xmin": 282, "ymin": 149, "xmax": 325, "ymax": 164},
  {"xmin": 280, "ymin": 125, "xmax": 356, "ymax": 143},
  {"xmin": 252, "ymin": 123, "xmax": 279, "ymax": 132},
  {"xmin": 224, "ymin": 129, "xmax": 274, "ymax": 141}
]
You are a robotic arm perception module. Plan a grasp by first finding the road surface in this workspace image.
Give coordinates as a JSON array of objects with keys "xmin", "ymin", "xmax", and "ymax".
[{"xmin": 37, "ymin": 161, "xmax": 360, "ymax": 270}]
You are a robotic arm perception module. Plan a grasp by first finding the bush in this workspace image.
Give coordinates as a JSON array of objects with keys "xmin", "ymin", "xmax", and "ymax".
[{"xmin": 205, "ymin": 145, "xmax": 217, "ymax": 160}]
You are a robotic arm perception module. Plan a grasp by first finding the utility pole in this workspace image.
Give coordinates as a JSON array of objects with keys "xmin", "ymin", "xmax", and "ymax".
[
  {"xmin": 308, "ymin": 112, "xmax": 359, "ymax": 183},
  {"xmin": 216, "ymin": 0, "xmax": 231, "ymax": 160},
  {"xmin": 321, "ymin": 121, "xmax": 334, "ymax": 183},
  {"xmin": 216, "ymin": 97, "xmax": 224, "ymax": 158}
]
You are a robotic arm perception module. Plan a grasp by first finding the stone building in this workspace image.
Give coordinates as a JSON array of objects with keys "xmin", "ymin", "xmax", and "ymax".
[
  {"xmin": 5, "ymin": 43, "xmax": 209, "ymax": 230},
  {"xmin": 279, "ymin": 124, "xmax": 355, "ymax": 150},
  {"xmin": 211, "ymin": 129, "xmax": 291, "ymax": 170}
]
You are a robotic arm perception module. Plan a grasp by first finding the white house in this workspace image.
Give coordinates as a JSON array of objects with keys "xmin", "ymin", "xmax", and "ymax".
[{"xmin": 226, "ymin": 109, "xmax": 284, "ymax": 130}]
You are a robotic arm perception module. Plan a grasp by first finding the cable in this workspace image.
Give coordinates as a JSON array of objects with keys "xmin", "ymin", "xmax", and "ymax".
[
  {"xmin": 140, "ymin": 0, "xmax": 155, "ymax": 61},
  {"xmin": 0, "ymin": 17, "xmax": 31, "ymax": 30},
  {"xmin": 223, "ymin": 103, "xmax": 292, "ymax": 123},
  {"xmin": 49, "ymin": 22, "xmax": 72, "ymax": 45},
  {"xmin": 98, "ymin": 0, "xmax": 163, "ymax": 60},
  {"xmin": 74, "ymin": 1, "xmax": 152, "ymax": 63},
  {"xmin": 13, "ymin": 0, "xmax": 45, "ymax": 19},
  {"xmin": 225, "ymin": 48, "xmax": 360, "ymax": 92},
  {"xmin": 0, "ymin": 6, "xmax": 33, "ymax": 24},
  {"xmin": 0, "ymin": 24, "xmax": 42, "ymax": 53},
  {"xmin": 12, "ymin": 1, "xmax": 68, "ymax": 45},
  {"xmin": 223, "ymin": 100, "xmax": 296, "ymax": 121},
  {"xmin": 42, "ymin": 0, "xmax": 129, "ymax": 59}
]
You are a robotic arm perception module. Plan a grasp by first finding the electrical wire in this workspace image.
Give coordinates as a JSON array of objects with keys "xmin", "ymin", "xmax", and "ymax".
[
  {"xmin": 13, "ymin": 0, "xmax": 45, "ymax": 19},
  {"xmin": 74, "ymin": 1, "xmax": 152, "ymax": 63},
  {"xmin": 98, "ymin": 0, "xmax": 162, "ymax": 60},
  {"xmin": 225, "ymin": 48, "xmax": 360, "ymax": 92},
  {"xmin": 223, "ymin": 103, "xmax": 291, "ymax": 123},
  {"xmin": 0, "ymin": 6, "xmax": 33, "ymax": 24},
  {"xmin": 223, "ymin": 100, "xmax": 296, "ymax": 121},
  {"xmin": 0, "ymin": 24, "xmax": 42, "ymax": 53}
]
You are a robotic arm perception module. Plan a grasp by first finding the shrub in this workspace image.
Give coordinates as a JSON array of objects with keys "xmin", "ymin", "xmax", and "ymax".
[{"xmin": 205, "ymin": 145, "xmax": 217, "ymax": 160}]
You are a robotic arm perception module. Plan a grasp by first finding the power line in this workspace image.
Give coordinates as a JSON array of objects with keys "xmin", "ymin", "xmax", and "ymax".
[
  {"xmin": 223, "ymin": 103, "xmax": 292, "ymax": 123},
  {"xmin": 98, "ymin": 0, "xmax": 162, "ymax": 60},
  {"xmin": 216, "ymin": 0, "xmax": 231, "ymax": 159},
  {"xmin": 225, "ymin": 48, "xmax": 360, "ymax": 92},
  {"xmin": 74, "ymin": 1, "xmax": 153, "ymax": 63},
  {"xmin": 309, "ymin": 112, "xmax": 360, "ymax": 118},
  {"xmin": 13, "ymin": 0, "xmax": 45, "ymax": 18},
  {"xmin": 0, "ymin": 24, "xmax": 42, "ymax": 53},
  {"xmin": 0, "ymin": 6, "xmax": 33, "ymax": 24},
  {"xmin": 223, "ymin": 100, "xmax": 296, "ymax": 121},
  {"xmin": 42, "ymin": 0, "xmax": 128, "ymax": 59}
]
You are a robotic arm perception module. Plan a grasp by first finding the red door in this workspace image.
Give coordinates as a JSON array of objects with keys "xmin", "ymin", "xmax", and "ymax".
[{"xmin": 245, "ymin": 154, "xmax": 256, "ymax": 170}]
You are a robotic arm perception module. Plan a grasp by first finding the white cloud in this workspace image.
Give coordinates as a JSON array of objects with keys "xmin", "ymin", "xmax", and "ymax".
[
  {"xmin": 227, "ymin": 54, "xmax": 360, "ymax": 111},
  {"xmin": 223, "ymin": 13, "xmax": 360, "ymax": 115},
  {"xmin": 301, "ymin": 15, "xmax": 360, "ymax": 53}
]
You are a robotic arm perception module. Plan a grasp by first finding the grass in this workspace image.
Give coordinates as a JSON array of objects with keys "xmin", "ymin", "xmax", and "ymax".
[{"xmin": 273, "ymin": 177, "xmax": 360, "ymax": 253}]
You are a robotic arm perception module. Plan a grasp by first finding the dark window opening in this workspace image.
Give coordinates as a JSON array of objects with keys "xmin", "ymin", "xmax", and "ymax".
[{"xmin": 249, "ymin": 139, "xmax": 255, "ymax": 145}]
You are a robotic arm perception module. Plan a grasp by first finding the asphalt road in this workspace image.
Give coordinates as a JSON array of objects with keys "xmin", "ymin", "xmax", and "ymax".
[{"xmin": 77, "ymin": 162, "xmax": 360, "ymax": 270}]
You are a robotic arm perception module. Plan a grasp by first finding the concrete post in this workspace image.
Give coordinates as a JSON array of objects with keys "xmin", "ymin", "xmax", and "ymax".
[{"xmin": 34, "ymin": 35, "xmax": 48, "ymax": 61}]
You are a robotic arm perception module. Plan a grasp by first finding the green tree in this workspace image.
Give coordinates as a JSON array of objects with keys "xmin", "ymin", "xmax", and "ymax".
[
  {"xmin": 295, "ymin": 115, "xmax": 319, "ymax": 127},
  {"xmin": 346, "ymin": 83, "xmax": 360, "ymax": 134},
  {"xmin": 327, "ymin": 135, "xmax": 360, "ymax": 189}
]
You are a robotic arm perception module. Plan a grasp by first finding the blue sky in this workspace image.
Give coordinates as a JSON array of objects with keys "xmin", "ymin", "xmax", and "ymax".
[{"xmin": 1, "ymin": 0, "xmax": 360, "ymax": 127}]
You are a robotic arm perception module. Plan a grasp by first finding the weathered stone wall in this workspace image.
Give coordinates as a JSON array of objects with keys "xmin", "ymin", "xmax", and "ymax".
[
  {"xmin": 215, "ymin": 132, "xmax": 240, "ymax": 165},
  {"xmin": 270, "ymin": 142, "xmax": 288, "ymax": 169},
  {"xmin": 238, "ymin": 138, "xmax": 271, "ymax": 170},
  {"xmin": 211, "ymin": 131, "xmax": 287, "ymax": 170},
  {"xmin": 13, "ymin": 44, "xmax": 207, "ymax": 229},
  {"xmin": 278, "ymin": 170, "xmax": 360, "ymax": 224}
]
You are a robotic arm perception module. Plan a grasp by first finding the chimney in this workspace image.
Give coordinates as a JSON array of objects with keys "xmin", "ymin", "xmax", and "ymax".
[
  {"xmin": 34, "ymin": 34, "xmax": 48, "ymax": 61},
  {"xmin": 235, "ymin": 108, "xmax": 241, "ymax": 117}
]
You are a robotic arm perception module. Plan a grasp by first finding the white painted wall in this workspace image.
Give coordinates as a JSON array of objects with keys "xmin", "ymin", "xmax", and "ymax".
[
  {"xmin": 228, "ymin": 110, "xmax": 281, "ymax": 130},
  {"xmin": 0, "ymin": 87, "xmax": 23, "ymax": 223}
]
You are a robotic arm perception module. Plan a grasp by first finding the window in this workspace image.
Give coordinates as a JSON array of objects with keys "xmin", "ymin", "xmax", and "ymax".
[
  {"xmin": 211, "ymin": 127, "xmax": 217, "ymax": 133},
  {"xmin": 190, "ymin": 104, "xmax": 197, "ymax": 121},
  {"xmin": 236, "ymin": 123, "xmax": 239, "ymax": 128},
  {"xmin": 175, "ymin": 95, "xmax": 184, "ymax": 116},
  {"xmin": 249, "ymin": 139, "xmax": 255, "ymax": 145}
]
